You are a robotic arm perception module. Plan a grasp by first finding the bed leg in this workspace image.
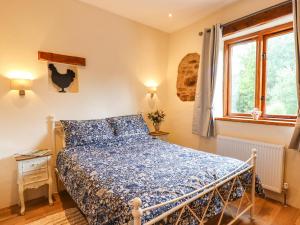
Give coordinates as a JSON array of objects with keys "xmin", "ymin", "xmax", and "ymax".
[
  {"xmin": 250, "ymin": 149, "xmax": 257, "ymax": 220},
  {"xmin": 132, "ymin": 197, "xmax": 142, "ymax": 225}
]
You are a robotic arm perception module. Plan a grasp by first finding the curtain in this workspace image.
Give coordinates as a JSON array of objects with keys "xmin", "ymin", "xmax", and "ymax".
[
  {"xmin": 192, "ymin": 24, "xmax": 221, "ymax": 137},
  {"xmin": 290, "ymin": 0, "xmax": 300, "ymax": 150}
]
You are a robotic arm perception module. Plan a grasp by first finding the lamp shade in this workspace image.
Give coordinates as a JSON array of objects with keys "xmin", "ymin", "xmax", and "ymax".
[
  {"xmin": 11, "ymin": 79, "xmax": 32, "ymax": 96},
  {"xmin": 11, "ymin": 79, "xmax": 32, "ymax": 90},
  {"xmin": 147, "ymin": 86, "xmax": 157, "ymax": 93}
]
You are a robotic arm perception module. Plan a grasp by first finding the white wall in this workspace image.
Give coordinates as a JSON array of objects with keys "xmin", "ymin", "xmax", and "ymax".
[
  {"xmin": 0, "ymin": 0, "xmax": 169, "ymax": 209},
  {"xmin": 165, "ymin": 0, "xmax": 300, "ymax": 208}
]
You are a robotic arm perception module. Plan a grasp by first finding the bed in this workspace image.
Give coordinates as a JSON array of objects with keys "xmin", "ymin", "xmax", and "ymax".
[{"xmin": 54, "ymin": 114, "xmax": 263, "ymax": 225}]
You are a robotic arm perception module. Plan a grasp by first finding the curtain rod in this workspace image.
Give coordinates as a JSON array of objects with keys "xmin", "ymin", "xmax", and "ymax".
[{"xmin": 198, "ymin": 0, "xmax": 292, "ymax": 36}]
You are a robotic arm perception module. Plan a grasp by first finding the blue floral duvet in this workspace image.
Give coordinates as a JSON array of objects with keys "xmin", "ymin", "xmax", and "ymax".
[{"xmin": 57, "ymin": 136, "xmax": 263, "ymax": 225}]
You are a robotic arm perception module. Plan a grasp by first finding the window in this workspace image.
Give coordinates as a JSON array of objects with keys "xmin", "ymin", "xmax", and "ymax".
[
  {"xmin": 224, "ymin": 22, "xmax": 297, "ymax": 121},
  {"xmin": 230, "ymin": 40, "xmax": 257, "ymax": 114}
]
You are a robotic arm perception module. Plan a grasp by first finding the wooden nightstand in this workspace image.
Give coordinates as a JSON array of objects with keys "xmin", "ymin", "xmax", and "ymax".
[
  {"xmin": 149, "ymin": 131, "xmax": 170, "ymax": 141},
  {"xmin": 14, "ymin": 151, "xmax": 53, "ymax": 215}
]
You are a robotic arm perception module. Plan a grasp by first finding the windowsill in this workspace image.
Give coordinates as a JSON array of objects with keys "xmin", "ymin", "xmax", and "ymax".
[{"xmin": 215, "ymin": 117, "xmax": 295, "ymax": 127}]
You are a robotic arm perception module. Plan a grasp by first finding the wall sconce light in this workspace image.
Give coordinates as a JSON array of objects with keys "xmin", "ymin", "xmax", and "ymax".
[
  {"xmin": 145, "ymin": 80, "xmax": 158, "ymax": 99},
  {"xmin": 11, "ymin": 79, "xmax": 33, "ymax": 96},
  {"xmin": 147, "ymin": 86, "xmax": 157, "ymax": 98}
]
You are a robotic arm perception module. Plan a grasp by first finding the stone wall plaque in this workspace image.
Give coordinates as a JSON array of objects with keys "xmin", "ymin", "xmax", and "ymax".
[{"xmin": 176, "ymin": 53, "xmax": 200, "ymax": 101}]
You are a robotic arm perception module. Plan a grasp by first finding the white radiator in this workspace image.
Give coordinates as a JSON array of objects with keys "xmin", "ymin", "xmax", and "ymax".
[{"xmin": 217, "ymin": 135, "xmax": 285, "ymax": 193}]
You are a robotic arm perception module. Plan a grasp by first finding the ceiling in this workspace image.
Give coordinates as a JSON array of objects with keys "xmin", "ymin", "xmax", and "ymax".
[{"xmin": 78, "ymin": 0, "xmax": 239, "ymax": 33}]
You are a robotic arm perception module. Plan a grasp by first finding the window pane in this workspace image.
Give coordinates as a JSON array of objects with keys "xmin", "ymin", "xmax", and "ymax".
[
  {"xmin": 265, "ymin": 32, "xmax": 298, "ymax": 115},
  {"xmin": 230, "ymin": 41, "xmax": 257, "ymax": 113}
]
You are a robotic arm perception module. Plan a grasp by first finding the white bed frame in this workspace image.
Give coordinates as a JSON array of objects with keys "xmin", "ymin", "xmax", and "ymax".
[{"xmin": 53, "ymin": 120, "xmax": 257, "ymax": 225}]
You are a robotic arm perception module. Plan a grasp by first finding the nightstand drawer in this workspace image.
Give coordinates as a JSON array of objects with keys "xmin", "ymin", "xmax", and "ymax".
[
  {"xmin": 23, "ymin": 170, "xmax": 48, "ymax": 184},
  {"xmin": 22, "ymin": 157, "xmax": 48, "ymax": 172}
]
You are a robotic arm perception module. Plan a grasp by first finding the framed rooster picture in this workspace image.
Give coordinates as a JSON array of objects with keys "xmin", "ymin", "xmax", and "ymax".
[{"xmin": 47, "ymin": 62, "xmax": 79, "ymax": 93}]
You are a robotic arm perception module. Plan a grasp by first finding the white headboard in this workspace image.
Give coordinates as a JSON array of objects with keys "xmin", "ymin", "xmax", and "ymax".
[{"xmin": 54, "ymin": 121, "xmax": 66, "ymax": 161}]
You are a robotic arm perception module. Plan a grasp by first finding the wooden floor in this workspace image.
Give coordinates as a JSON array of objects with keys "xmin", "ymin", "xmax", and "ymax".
[
  {"xmin": 0, "ymin": 192, "xmax": 299, "ymax": 225},
  {"xmin": 0, "ymin": 192, "xmax": 76, "ymax": 225}
]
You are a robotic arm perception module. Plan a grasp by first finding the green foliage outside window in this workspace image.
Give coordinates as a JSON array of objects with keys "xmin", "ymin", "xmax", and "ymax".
[{"xmin": 230, "ymin": 32, "xmax": 297, "ymax": 115}]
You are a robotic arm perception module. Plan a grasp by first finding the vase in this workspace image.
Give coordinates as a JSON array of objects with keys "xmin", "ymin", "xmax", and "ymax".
[{"xmin": 154, "ymin": 123, "xmax": 160, "ymax": 132}]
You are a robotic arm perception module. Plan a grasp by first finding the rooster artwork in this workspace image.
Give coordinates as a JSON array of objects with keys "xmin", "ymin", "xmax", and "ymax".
[{"xmin": 48, "ymin": 63, "xmax": 77, "ymax": 93}]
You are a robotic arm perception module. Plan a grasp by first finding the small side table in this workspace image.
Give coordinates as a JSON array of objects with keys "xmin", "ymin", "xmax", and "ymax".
[
  {"xmin": 15, "ymin": 151, "xmax": 53, "ymax": 215},
  {"xmin": 149, "ymin": 131, "xmax": 170, "ymax": 141}
]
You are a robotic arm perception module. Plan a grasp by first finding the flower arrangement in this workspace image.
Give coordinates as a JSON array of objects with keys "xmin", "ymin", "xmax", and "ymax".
[
  {"xmin": 147, "ymin": 110, "xmax": 166, "ymax": 132},
  {"xmin": 250, "ymin": 108, "xmax": 262, "ymax": 120}
]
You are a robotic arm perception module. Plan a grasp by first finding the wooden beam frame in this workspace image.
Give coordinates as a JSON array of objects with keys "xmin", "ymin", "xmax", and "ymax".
[
  {"xmin": 222, "ymin": 1, "xmax": 293, "ymax": 36},
  {"xmin": 38, "ymin": 51, "xmax": 86, "ymax": 66}
]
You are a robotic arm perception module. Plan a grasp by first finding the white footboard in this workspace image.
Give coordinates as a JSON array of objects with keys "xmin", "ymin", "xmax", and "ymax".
[{"xmin": 130, "ymin": 149, "xmax": 257, "ymax": 225}]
